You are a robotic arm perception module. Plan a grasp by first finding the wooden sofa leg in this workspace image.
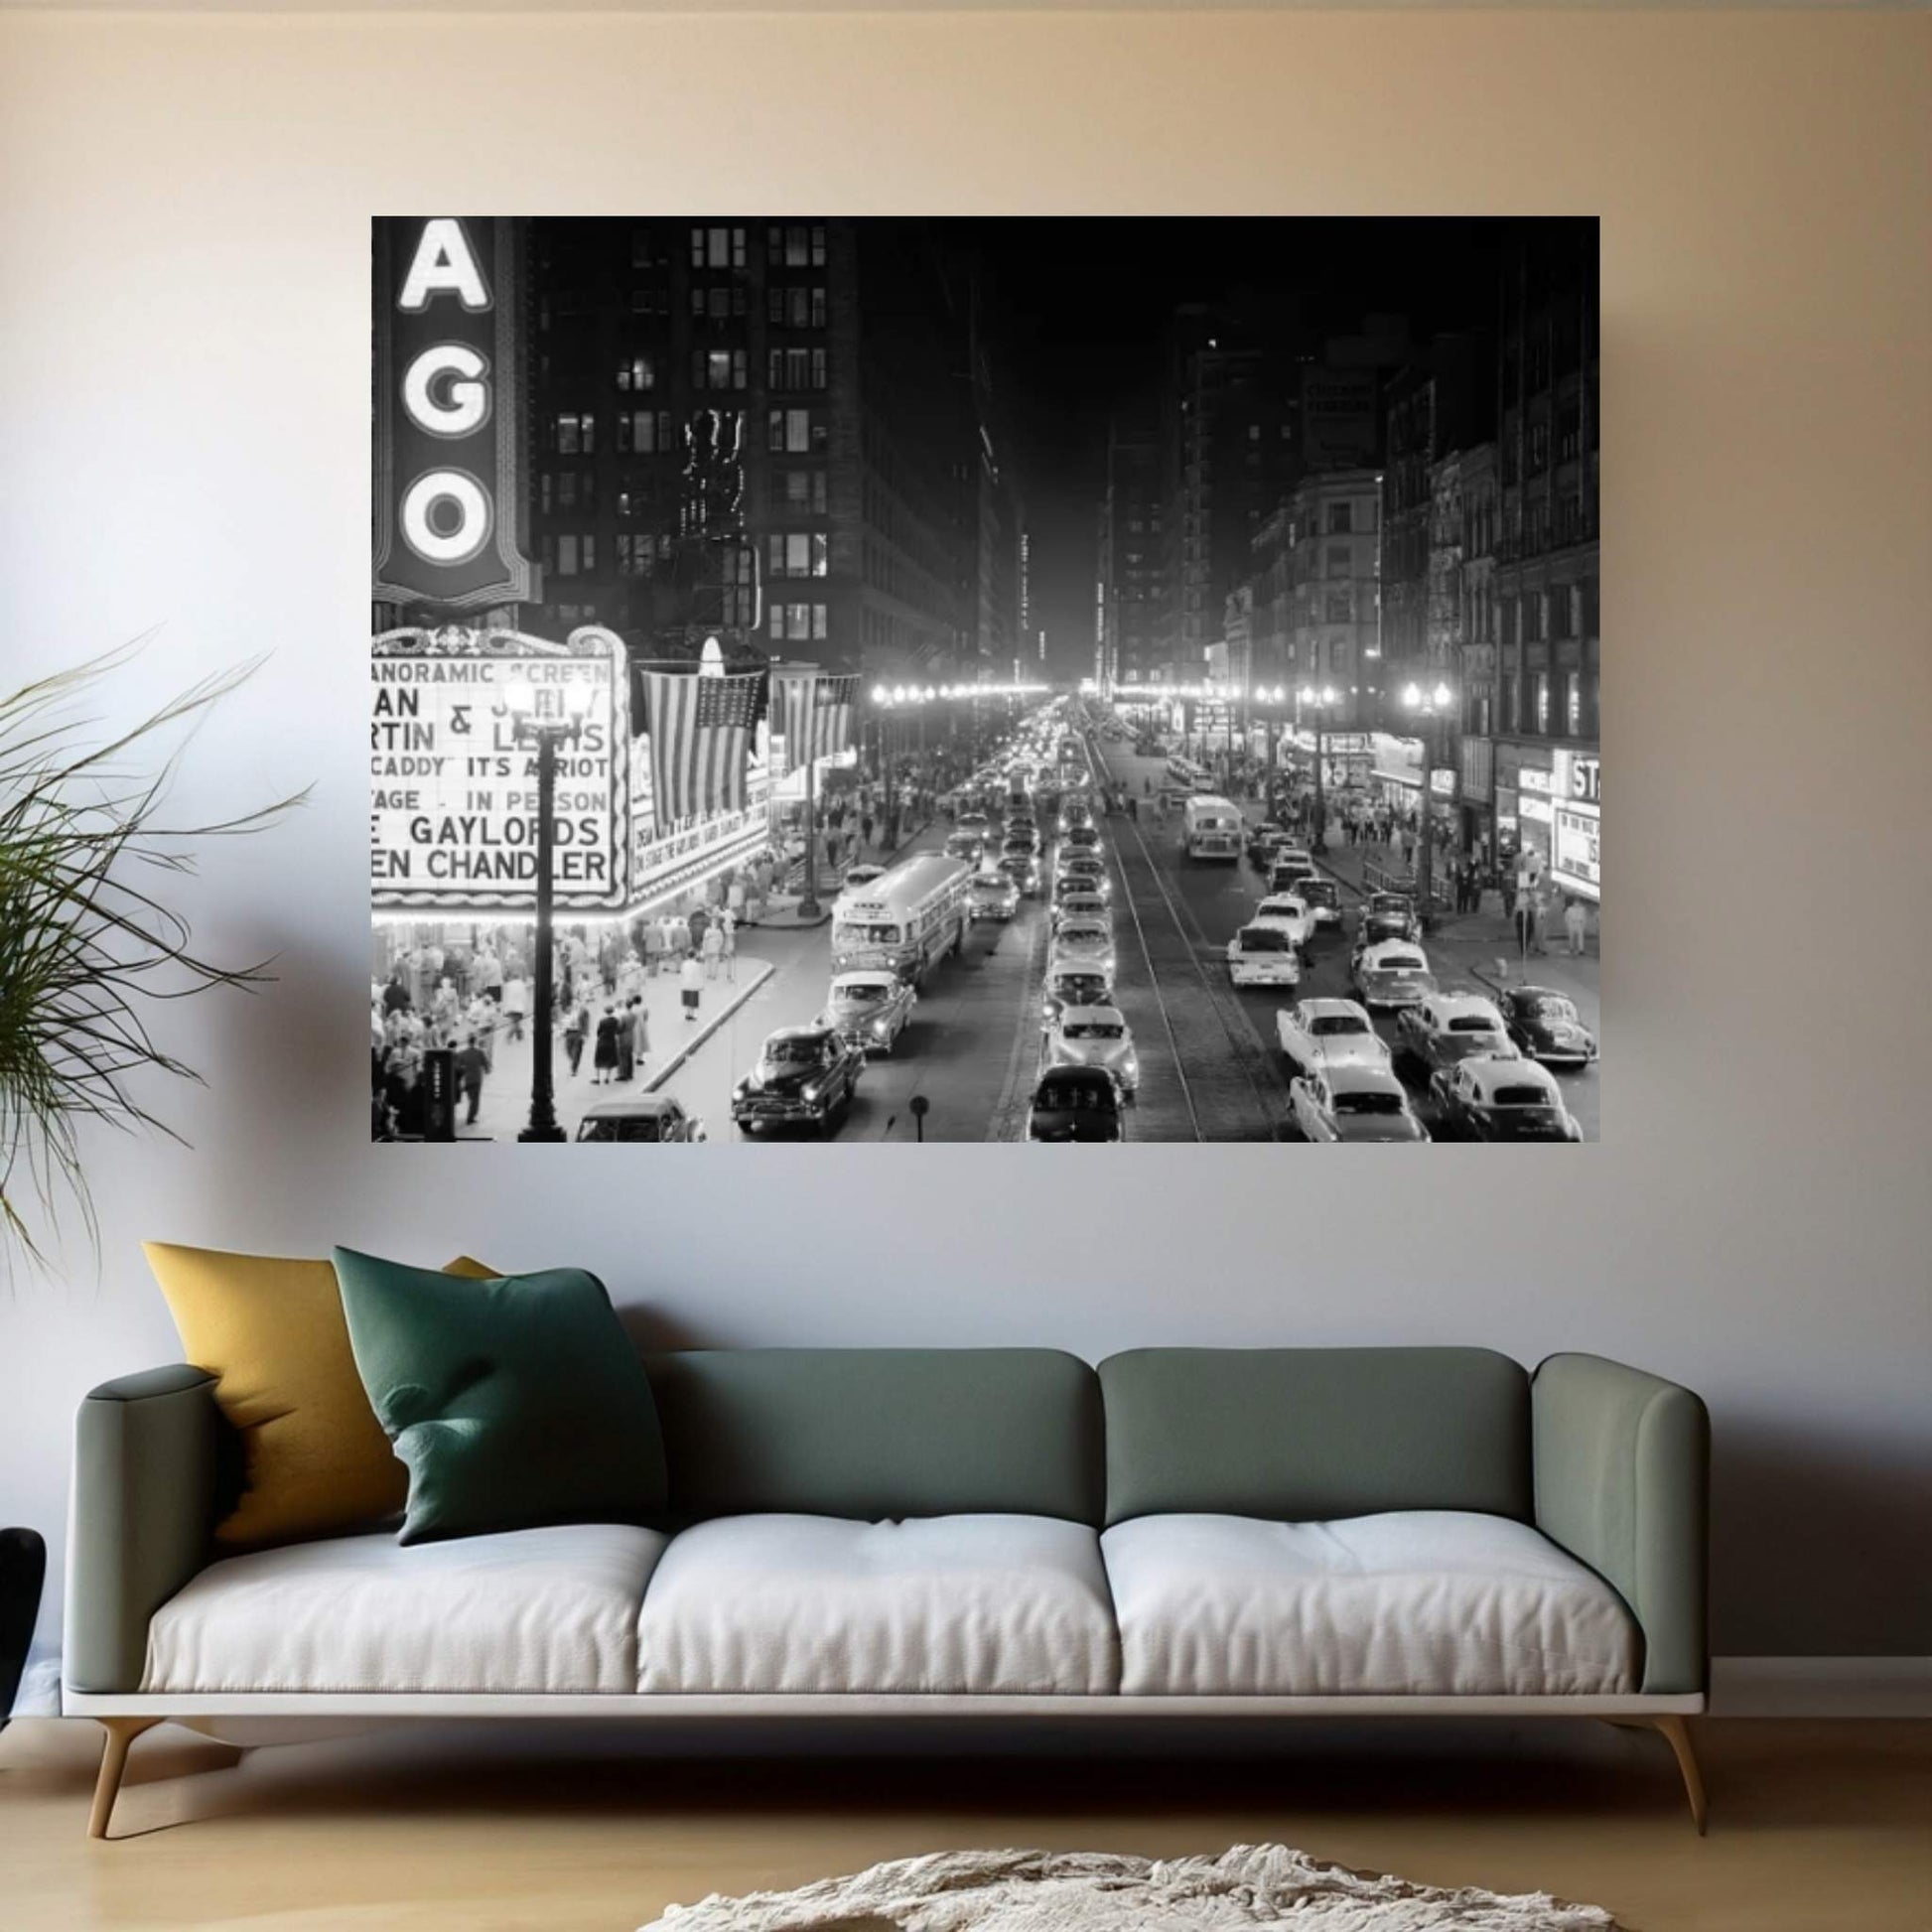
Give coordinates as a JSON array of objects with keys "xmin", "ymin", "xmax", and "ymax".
[
  {"xmin": 88, "ymin": 1718, "xmax": 159, "ymax": 1840},
  {"xmin": 1651, "ymin": 1715, "xmax": 1708, "ymax": 1836}
]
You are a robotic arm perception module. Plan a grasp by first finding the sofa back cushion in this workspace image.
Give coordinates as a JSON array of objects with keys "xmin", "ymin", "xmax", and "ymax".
[
  {"xmin": 1100, "ymin": 1347, "xmax": 1532, "ymax": 1526},
  {"xmin": 643, "ymin": 1348, "xmax": 1105, "ymax": 1526}
]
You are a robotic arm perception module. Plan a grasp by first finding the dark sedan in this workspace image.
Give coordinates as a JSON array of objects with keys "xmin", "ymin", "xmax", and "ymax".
[
  {"xmin": 1499, "ymin": 986, "xmax": 1599, "ymax": 1068},
  {"xmin": 731, "ymin": 1026, "xmax": 864, "ymax": 1137},
  {"xmin": 1359, "ymin": 892, "xmax": 1422, "ymax": 945},
  {"xmin": 1026, "ymin": 1065, "xmax": 1127, "ymax": 1143}
]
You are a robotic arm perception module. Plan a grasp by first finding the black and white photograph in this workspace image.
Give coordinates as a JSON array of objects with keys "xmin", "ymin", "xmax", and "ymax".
[{"xmin": 371, "ymin": 215, "xmax": 1600, "ymax": 1143}]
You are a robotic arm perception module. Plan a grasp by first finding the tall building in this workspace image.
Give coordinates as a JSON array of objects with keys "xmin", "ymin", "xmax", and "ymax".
[
  {"xmin": 1492, "ymin": 227, "xmax": 1600, "ymax": 897},
  {"xmin": 1455, "ymin": 441, "xmax": 1501, "ymax": 858},
  {"xmin": 478, "ymin": 219, "xmax": 1002, "ymax": 687},
  {"xmin": 1285, "ymin": 470, "xmax": 1384, "ymax": 728},
  {"xmin": 1097, "ymin": 413, "xmax": 1167, "ymax": 687}
]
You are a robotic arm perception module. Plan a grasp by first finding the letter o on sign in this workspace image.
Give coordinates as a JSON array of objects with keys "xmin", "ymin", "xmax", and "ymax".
[{"xmin": 401, "ymin": 470, "xmax": 491, "ymax": 566}]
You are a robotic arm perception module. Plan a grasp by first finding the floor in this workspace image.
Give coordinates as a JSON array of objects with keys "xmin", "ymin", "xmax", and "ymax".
[{"xmin": 1, "ymin": 1717, "xmax": 1926, "ymax": 1930}]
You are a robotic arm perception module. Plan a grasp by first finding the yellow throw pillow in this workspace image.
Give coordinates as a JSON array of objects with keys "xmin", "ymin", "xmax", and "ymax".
[{"xmin": 144, "ymin": 1244, "xmax": 498, "ymax": 1550}]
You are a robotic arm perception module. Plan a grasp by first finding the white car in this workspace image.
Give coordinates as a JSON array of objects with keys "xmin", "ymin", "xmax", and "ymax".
[
  {"xmin": 1275, "ymin": 998, "xmax": 1391, "ymax": 1076},
  {"xmin": 1351, "ymin": 938, "xmax": 1437, "ymax": 1009},
  {"xmin": 1250, "ymin": 894, "xmax": 1314, "ymax": 949},
  {"xmin": 1042, "ymin": 1003, "xmax": 1140, "ymax": 1098},
  {"xmin": 1051, "ymin": 891, "xmax": 1111, "ymax": 934},
  {"xmin": 1049, "ymin": 919, "xmax": 1117, "ymax": 983},
  {"xmin": 1226, "ymin": 923, "xmax": 1302, "ymax": 988},
  {"xmin": 1289, "ymin": 1064, "xmax": 1431, "ymax": 1144}
]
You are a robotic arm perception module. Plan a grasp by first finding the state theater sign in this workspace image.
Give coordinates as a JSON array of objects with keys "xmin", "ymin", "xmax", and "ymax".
[{"xmin": 372, "ymin": 217, "xmax": 537, "ymax": 610}]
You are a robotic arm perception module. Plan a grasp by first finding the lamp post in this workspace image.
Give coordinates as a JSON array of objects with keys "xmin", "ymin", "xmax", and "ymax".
[
  {"xmin": 499, "ymin": 676, "xmax": 589, "ymax": 1143},
  {"xmin": 1400, "ymin": 678, "xmax": 1455, "ymax": 928},
  {"xmin": 1298, "ymin": 683, "xmax": 1339, "ymax": 846}
]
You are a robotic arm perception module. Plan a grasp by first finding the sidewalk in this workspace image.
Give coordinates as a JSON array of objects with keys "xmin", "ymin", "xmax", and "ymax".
[{"xmin": 460, "ymin": 953, "xmax": 776, "ymax": 1140}]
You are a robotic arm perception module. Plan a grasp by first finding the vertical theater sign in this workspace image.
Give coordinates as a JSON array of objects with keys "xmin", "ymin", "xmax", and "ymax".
[{"xmin": 371, "ymin": 219, "xmax": 628, "ymax": 916}]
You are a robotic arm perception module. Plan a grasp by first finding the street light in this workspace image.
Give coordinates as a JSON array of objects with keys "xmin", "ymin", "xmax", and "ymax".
[
  {"xmin": 1400, "ymin": 679, "xmax": 1456, "ymax": 928},
  {"xmin": 1298, "ymin": 683, "xmax": 1340, "ymax": 845},
  {"xmin": 498, "ymin": 674, "xmax": 591, "ymax": 1143}
]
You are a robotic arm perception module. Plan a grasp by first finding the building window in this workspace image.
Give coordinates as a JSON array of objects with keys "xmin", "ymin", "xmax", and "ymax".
[
  {"xmin": 766, "ymin": 601, "xmax": 827, "ymax": 642},
  {"xmin": 693, "ymin": 348, "xmax": 747, "ymax": 391},
  {"xmin": 768, "ymin": 223, "xmax": 827, "ymax": 269},
  {"xmin": 769, "ymin": 285, "xmax": 828, "ymax": 330},
  {"xmin": 616, "ymin": 534, "xmax": 656, "ymax": 578},
  {"xmin": 1325, "ymin": 544, "xmax": 1351, "ymax": 579},
  {"xmin": 767, "ymin": 532, "xmax": 828, "ymax": 579},
  {"xmin": 768, "ymin": 408, "xmax": 825, "ymax": 455},
  {"xmin": 555, "ymin": 471, "xmax": 596, "ymax": 512},
  {"xmin": 1324, "ymin": 590, "xmax": 1352, "ymax": 622},
  {"xmin": 616, "ymin": 355, "xmax": 655, "ymax": 392},
  {"xmin": 1534, "ymin": 673, "xmax": 1551, "ymax": 735},
  {"xmin": 552, "ymin": 412, "xmax": 595, "ymax": 455},
  {"xmin": 1566, "ymin": 674, "xmax": 1582, "ymax": 738},
  {"xmin": 555, "ymin": 533, "xmax": 579, "ymax": 577},
  {"xmin": 629, "ymin": 228, "xmax": 658, "ymax": 269},
  {"xmin": 776, "ymin": 468, "xmax": 829, "ymax": 515},
  {"xmin": 767, "ymin": 346, "xmax": 828, "ymax": 391},
  {"xmin": 1506, "ymin": 674, "xmax": 1522, "ymax": 733},
  {"xmin": 1325, "ymin": 502, "xmax": 1352, "ymax": 534},
  {"xmin": 617, "ymin": 410, "xmax": 672, "ymax": 454},
  {"xmin": 690, "ymin": 225, "xmax": 746, "ymax": 270},
  {"xmin": 627, "ymin": 286, "xmax": 668, "ymax": 316}
]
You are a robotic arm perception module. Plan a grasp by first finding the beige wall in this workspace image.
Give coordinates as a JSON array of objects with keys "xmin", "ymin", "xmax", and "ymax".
[{"xmin": 0, "ymin": 9, "xmax": 1927, "ymax": 1657}]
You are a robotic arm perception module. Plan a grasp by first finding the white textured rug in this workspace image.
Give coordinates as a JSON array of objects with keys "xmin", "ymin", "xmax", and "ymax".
[{"xmin": 642, "ymin": 1845, "xmax": 1621, "ymax": 1931}]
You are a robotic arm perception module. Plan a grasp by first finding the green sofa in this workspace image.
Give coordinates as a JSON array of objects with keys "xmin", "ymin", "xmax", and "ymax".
[{"xmin": 65, "ymin": 1345, "xmax": 1709, "ymax": 1836}]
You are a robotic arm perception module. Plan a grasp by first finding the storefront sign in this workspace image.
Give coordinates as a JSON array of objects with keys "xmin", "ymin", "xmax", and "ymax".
[
  {"xmin": 1519, "ymin": 793, "xmax": 1554, "ymax": 825},
  {"xmin": 1556, "ymin": 750, "xmax": 1601, "ymax": 806},
  {"xmin": 1552, "ymin": 803, "xmax": 1601, "ymax": 899},
  {"xmin": 373, "ymin": 218, "xmax": 538, "ymax": 610},
  {"xmin": 369, "ymin": 626, "xmax": 628, "ymax": 911}
]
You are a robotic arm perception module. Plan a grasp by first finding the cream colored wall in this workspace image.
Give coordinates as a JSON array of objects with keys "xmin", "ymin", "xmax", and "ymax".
[{"xmin": 0, "ymin": 10, "xmax": 1927, "ymax": 1657}]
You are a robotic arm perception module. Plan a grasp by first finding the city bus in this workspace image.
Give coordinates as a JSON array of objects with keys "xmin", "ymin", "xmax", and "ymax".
[
  {"xmin": 1182, "ymin": 793, "xmax": 1244, "ymax": 862},
  {"xmin": 831, "ymin": 852, "xmax": 972, "ymax": 985}
]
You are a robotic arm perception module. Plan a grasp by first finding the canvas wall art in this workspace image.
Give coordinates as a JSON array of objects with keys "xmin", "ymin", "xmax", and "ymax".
[{"xmin": 370, "ymin": 216, "xmax": 1599, "ymax": 1143}]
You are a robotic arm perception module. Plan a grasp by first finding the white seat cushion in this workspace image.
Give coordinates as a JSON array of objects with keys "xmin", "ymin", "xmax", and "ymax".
[
  {"xmin": 144, "ymin": 1523, "xmax": 666, "ymax": 1694},
  {"xmin": 1103, "ymin": 1511, "xmax": 1640, "ymax": 1697},
  {"xmin": 637, "ymin": 1514, "xmax": 1120, "ymax": 1694}
]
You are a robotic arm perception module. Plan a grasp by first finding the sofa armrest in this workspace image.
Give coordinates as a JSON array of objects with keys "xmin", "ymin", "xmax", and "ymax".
[
  {"xmin": 1531, "ymin": 1353, "xmax": 1709, "ymax": 1695},
  {"xmin": 66, "ymin": 1365, "xmax": 227, "ymax": 1695}
]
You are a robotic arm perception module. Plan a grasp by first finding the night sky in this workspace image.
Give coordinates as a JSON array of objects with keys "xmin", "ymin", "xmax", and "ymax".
[{"xmin": 916, "ymin": 217, "xmax": 1573, "ymax": 681}]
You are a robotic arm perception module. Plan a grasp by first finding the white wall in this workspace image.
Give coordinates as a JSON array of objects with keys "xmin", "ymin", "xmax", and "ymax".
[{"xmin": 0, "ymin": 8, "xmax": 1927, "ymax": 1661}]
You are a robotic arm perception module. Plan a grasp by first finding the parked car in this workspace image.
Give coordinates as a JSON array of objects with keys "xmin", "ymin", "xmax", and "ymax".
[
  {"xmin": 731, "ymin": 1026, "xmax": 864, "ymax": 1137},
  {"xmin": 1359, "ymin": 891, "xmax": 1422, "ymax": 945},
  {"xmin": 1026, "ymin": 1064, "xmax": 1127, "ymax": 1143},
  {"xmin": 1351, "ymin": 938, "xmax": 1437, "ymax": 1009},
  {"xmin": 820, "ymin": 970, "xmax": 917, "ymax": 1056},
  {"xmin": 1227, "ymin": 922, "xmax": 1302, "ymax": 988},
  {"xmin": 1249, "ymin": 894, "xmax": 1314, "ymax": 949},
  {"xmin": 1430, "ymin": 1057, "xmax": 1585, "ymax": 1141},
  {"xmin": 1041, "ymin": 1003, "xmax": 1140, "ymax": 1098},
  {"xmin": 1394, "ymin": 992, "xmax": 1520, "ymax": 1077},
  {"xmin": 1275, "ymin": 997, "xmax": 1391, "ymax": 1076},
  {"xmin": 967, "ymin": 870, "xmax": 1021, "ymax": 921},
  {"xmin": 1289, "ymin": 1064, "xmax": 1431, "ymax": 1144},
  {"xmin": 574, "ymin": 1096, "xmax": 708, "ymax": 1143},
  {"xmin": 1499, "ymin": 986, "xmax": 1600, "ymax": 1068}
]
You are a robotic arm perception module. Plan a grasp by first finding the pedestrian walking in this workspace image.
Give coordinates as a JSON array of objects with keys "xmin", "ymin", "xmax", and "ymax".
[
  {"xmin": 564, "ymin": 1002, "xmax": 589, "ymax": 1076},
  {"xmin": 1565, "ymin": 896, "xmax": 1589, "ymax": 956},
  {"xmin": 593, "ymin": 1006, "xmax": 621, "ymax": 1084},
  {"xmin": 720, "ymin": 915, "xmax": 738, "ymax": 982},
  {"xmin": 1529, "ymin": 887, "xmax": 1551, "ymax": 957},
  {"xmin": 1513, "ymin": 899, "xmax": 1534, "ymax": 960},
  {"xmin": 702, "ymin": 921, "xmax": 724, "ymax": 980},
  {"xmin": 642, "ymin": 920, "xmax": 664, "ymax": 978},
  {"xmin": 502, "ymin": 975, "xmax": 528, "ymax": 1042},
  {"xmin": 861, "ymin": 813, "xmax": 875, "ymax": 849},
  {"xmin": 680, "ymin": 953, "xmax": 703, "ymax": 1023},
  {"xmin": 629, "ymin": 996, "xmax": 651, "ymax": 1078},
  {"xmin": 616, "ymin": 995, "xmax": 636, "ymax": 1081},
  {"xmin": 688, "ymin": 904, "xmax": 710, "ymax": 955},
  {"xmin": 454, "ymin": 1035, "xmax": 487, "ymax": 1127}
]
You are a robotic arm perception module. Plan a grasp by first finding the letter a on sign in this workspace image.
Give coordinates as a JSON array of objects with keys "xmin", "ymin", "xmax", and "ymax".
[{"xmin": 399, "ymin": 218, "xmax": 490, "ymax": 313}]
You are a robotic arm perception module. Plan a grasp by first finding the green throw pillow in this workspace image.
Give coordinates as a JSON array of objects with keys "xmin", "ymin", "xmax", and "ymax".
[{"xmin": 331, "ymin": 1248, "xmax": 667, "ymax": 1545}]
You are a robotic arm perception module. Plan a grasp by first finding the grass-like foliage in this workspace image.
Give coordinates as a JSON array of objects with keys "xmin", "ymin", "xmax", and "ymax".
[{"xmin": 0, "ymin": 642, "xmax": 306, "ymax": 1272}]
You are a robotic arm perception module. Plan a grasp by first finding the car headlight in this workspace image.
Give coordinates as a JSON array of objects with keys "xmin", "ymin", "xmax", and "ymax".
[
  {"xmin": 871, "ymin": 1020, "xmax": 889, "ymax": 1035},
  {"xmin": 802, "ymin": 1083, "xmax": 821, "ymax": 1103}
]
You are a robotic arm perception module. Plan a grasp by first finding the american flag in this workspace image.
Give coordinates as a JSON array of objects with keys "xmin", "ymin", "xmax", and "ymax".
[
  {"xmin": 639, "ymin": 669, "xmax": 762, "ymax": 830},
  {"xmin": 772, "ymin": 668, "xmax": 860, "ymax": 770}
]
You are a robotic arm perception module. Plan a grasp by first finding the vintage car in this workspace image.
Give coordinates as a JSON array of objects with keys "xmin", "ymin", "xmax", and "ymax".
[
  {"xmin": 955, "ymin": 811, "xmax": 991, "ymax": 843},
  {"xmin": 1059, "ymin": 823, "xmax": 1102, "ymax": 854},
  {"xmin": 967, "ymin": 870, "xmax": 1021, "ymax": 921},
  {"xmin": 1048, "ymin": 918, "xmax": 1118, "ymax": 983},
  {"xmin": 1430, "ymin": 1056, "xmax": 1585, "ymax": 1142},
  {"xmin": 943, "ymin": 831, "xmax": 985, "ymax": 867},
  {"xmin": 1267, "ymin": 854, "xmax": 1318, "ymax": 896},
  {"xmin": 1289, "ymin": 1064, "xmax": 1431, "ymax": 1144},
  {"xmin": 1053, "ymin": 849, "xmax": 1110, "ymax": 895},
  {"xmin": 1275, "ymin": 997, "xmax": 1391, "ymax": 1076},
  {"xmin": 1056, "ymin": 798, "xmax": 1093, "ymax": 835},
  {"xmin": 1226, "ymin": 922, "xmax": 1302, "ymax": 988},
  {"xmin": 1295, "ymin": 877, "xmax": 1342, "ymax": 929},
  {"xmin": 1499, "ymin": 985, "xmax": 1600, "ymax": 1068},
  {"xmin": 731, "ymin": 1025, "xmax": 864, "ymax": 1137},
  {"xmin": 1040, "ymin": 962, "xmax": 1115, "ymax": 1035},
  {"xmin": 1041, "ymin": 1003, "xmax": 1140, "ymax": 1098},
  {"xmin": 574, "ymin": 1095, "xmax": 708, "ymax": 1143},
  {"xmin": 1249, "ymin": 893, "xmax": 1314, "ymax": 949},
  {"xmin": 1246, "ymin": 822, "xmax": 1293, "ymax": 867},
  {"xmin": 1051, "ymin": 890, "xmax": 1111, "ymax": 934},
  {"xmin": 1350, "ymin": 938, "xmax": 1437, "ymax": 1009},
  {"xmin": 1026, "ymin": 1064, "xmax": 1127, "ymax": 1143},
  {"xmin": 1394, "ymin": 992, "xmax": 1521, "ymax": 1076},
  {"xmin": 997, "ymin": 850, "xmax": 1041, "ymax": 897},
  {"xmin": 1000, "ymin": 828, "xmax": 1040, "ymax": 864},
  {"xmin": 1359, "ymin": 891, "xmax": 1423, "ymax": 946},
  {"xmin": 820, "ymin": 970, "xmax": 917, "ymax": 1056},
  {"xmin": 841, "ymin": 862, "xmax": 887, "ymax": 893}
]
